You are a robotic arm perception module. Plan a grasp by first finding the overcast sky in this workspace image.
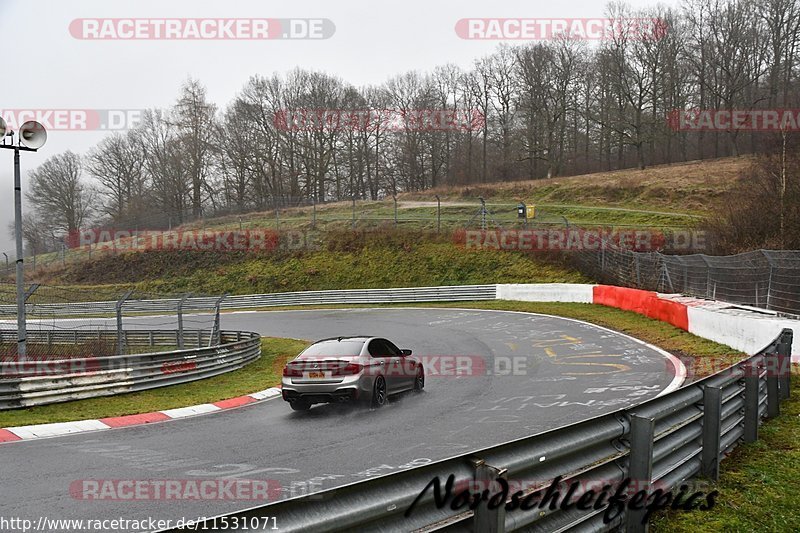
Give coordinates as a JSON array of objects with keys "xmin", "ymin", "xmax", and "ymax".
[{"xmin": 0, "ymin": 0, "xmax": 677, "ymax": 253}]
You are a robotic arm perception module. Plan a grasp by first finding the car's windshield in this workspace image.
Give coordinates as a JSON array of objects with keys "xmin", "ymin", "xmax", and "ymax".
[{"xmin": 299, "ymin": 340, "xmax": 364, "ymax": 358}]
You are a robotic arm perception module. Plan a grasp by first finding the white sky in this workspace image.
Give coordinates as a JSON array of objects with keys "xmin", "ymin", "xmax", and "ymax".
[{"xmin": 0, "ymin": 0, "xmax": 677, "ymax": 252}]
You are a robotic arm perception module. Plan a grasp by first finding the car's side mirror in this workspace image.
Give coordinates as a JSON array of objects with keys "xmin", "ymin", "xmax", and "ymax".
[{"xmin": 401, "ymin": 349, "xmax": 412, "ymax": 356}]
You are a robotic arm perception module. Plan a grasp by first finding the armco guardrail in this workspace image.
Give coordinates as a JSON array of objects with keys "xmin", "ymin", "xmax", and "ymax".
[
  {"xmin": 163, "ymin": 329, "xmax": 793, "ymax": 533},
  {"xmin": 0, "ymin": 330, "xmax": 261, "ymax": 409},
  {"xmin": 0, "ymin": 285, "xmax": 498, "ymax": 317}
]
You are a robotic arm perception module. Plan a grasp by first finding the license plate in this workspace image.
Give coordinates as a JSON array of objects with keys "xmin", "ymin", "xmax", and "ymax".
[{"xmin": 308, "ymin": 371, "xmax": 325, "ymax": 379}]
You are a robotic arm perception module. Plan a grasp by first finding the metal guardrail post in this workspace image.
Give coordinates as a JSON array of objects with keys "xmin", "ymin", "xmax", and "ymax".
[
  {"xmin": 626, "ymin": 414, "xmax": 655, "ymax": 532},
  {"xmin": 778, "ymin": 330, "xmax": 792, "ymax": 400},
  {"xmin": 743, "ymin": 358, "xmax": 760, "ymax": 443},
  {"xmin": 701, "ymin": 385, "xmax": 722, "ymax": 481},
  {"xmin": 767, "ymin": 352, "xmax": 781, "ymax": 419},
  {"xmin": 116, "ymin": 290, "xmax": 134, "ymax": 356},
  {"xmin": 470, "ymin": 458, "xmax": 506, "ymax": 533}
]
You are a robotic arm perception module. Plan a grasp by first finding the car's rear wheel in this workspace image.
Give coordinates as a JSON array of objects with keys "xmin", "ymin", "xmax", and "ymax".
[
  {"xmin": 414, "ymin": 366, "xmax": 425, "ymax": 392},
  {"xmin": 290, "ymin": 400, "xmax": 311, "ymax": 411},
  {"xmin": 372, "ymin": 376, "xmax": 387, "ymax": 408}
]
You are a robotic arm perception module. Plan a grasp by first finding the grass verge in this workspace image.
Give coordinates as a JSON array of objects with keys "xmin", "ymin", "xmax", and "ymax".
[
  {"xmin": 44, "ymin": 234, "xmax": 588, "ymax": 292},
  {"xmin": 651, "ymin": 368, "xmax": 800, "ymax": 532},
  {"xmin": 0, "ymin": 337, "xmax": 308, "ymax": 427}
]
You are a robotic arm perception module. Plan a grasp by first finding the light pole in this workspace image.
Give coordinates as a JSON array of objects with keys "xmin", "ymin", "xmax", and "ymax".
[{"xmin": 0, "ymin": 117, "xmax": 48, "ymax": 361}]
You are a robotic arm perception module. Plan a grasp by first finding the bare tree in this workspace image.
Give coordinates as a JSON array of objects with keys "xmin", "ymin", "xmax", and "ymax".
[{"xmin": 26, "ymin": 151, "xmax": 94, "ymax": 234}]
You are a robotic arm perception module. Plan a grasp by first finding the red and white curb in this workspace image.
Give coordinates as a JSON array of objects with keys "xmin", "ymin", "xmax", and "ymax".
[
  {"xmin": 498, "ymin": 283, "xmax": 799, "ymax": 360},
  {"xmin": 0, "ymin": 386, "xmax": 282, "ymax": 444}
]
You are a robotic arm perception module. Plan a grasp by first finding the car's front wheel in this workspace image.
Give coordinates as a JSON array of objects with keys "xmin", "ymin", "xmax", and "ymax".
[
  {"xmin": 372, "ymin": 376, "xmax": 387, "ymax": 408},
  {"xmin": 290, "ymin": 400, "xmax": 311, "ymax": 411}
]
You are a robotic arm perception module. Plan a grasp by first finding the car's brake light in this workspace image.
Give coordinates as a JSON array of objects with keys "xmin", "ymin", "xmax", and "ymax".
[
  {"xmin": 283, "ymin": 366, "xmax": 302, "ymax": 377},
  {"xmin": 333, "ymin": 363, "xmax": 363, "ymax": 376}
]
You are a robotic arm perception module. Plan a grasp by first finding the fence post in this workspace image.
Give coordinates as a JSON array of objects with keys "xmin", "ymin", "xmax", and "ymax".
[
  {"xmin": 699, "ymin": 255, "xmax": 711, "ymax": 299},
  {"xmin": 470, "ymin": 458, "xmax": 506, "ymax": 533},
  {"xmin": 435, "ymin": 195, "xmax": 441, "ymax": 233},
  {"xmin": 209, "ymin": 294, "xmax": 228, "ymax": 347},
  {"xmin": 393, "ymin": 195, "xmax": 398, "ymax": 227},
  {"xmin": 761, "ymin": 250, "xmax": 775, "ymax": 310},
  {"xmin": 778, "ymin": 329, "xmax": 792, "ymax": 400},
  {"xmin": 626, "ymin": 414, "xmax": 655, "ymax": 532},
  {"xmin": 312, "ymin": 197, "xmax": 317, "ymax": 229},
  {"xmin": 701, "ymin": 385, "xmax": 722, "ymax": 480},
  {"xmin": 743, "ymin": 357, "xmax": 760, "ymax": 443},
  {"xmin": 352, "ymin": 195, "xmax": 356, "ymax": 230},
  {"xmin": 116, "ymin": 290, "xmax": 134, "ymax": 356},
  {"xmin": 177, "ymin": 294, "xmax": 190, "ymax": 349}
]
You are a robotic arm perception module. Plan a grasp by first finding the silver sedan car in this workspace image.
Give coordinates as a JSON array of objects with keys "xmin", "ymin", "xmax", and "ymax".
[{"xmin": 281, "ymin": 336, "xmax": 424, "ymax": 411}]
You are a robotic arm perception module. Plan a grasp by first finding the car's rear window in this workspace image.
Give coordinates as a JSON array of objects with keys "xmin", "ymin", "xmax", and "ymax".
[{"xmin": 299, "ymin": 340, "xmax": 365, "ymax": 358}]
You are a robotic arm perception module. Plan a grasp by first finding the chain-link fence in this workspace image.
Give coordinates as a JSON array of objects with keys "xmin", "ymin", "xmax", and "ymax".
[
  {"xmin": 0, "ymin": 280, "xmax": 226, "ymax": 360},
  {"xmin": 575, "ymin": 242, "xmax": 800, "ymax": 316}
]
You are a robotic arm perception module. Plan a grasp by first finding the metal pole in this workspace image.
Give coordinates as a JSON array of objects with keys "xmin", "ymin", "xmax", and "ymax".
[
  {"xmin": 13, "ymin": 148, "xmax": 26, "ymax": 361},
  {"xmin": 177, "ymin": 294, "xmax": 190, "ymax": 349},
  {"xmin": 352, "ymin": 195, "xmax": 356, "ymax": 230},
  {"xmin": 435, "ymin": 195, "xmax": 441, "ymax": 233},
  {"xmin": 393, "ymin": 195, "xmax": 398, "ymax": 227},
  {"xmin": 209, "ymin": 294, "xmax": 228, "ymax": 347},
  {"xmin": 116, "ymin": 290, "xmax": 134, "ymax": 356},
  {"xmin": 761, "ymin": 250, "xmax": 775, "ymax": 310},
  {"xmin": 312, "ymin": 197, "xmax": 317, "ymax": 229},
  {"xmin": 479, "ymin": 197, "xmax": 486, "ymax": 231},
  {"xmin": 2, "ymin": 252, "xmax": 7, "ymax": 272}
]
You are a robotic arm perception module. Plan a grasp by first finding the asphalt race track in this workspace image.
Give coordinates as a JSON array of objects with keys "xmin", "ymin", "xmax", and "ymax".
[{"xmin": 1, "ymin": 308, "xmax": 683, "ymax": 531}]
